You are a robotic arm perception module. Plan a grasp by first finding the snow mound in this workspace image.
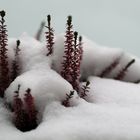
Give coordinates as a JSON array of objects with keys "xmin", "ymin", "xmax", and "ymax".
[{"xmin": 2, "ymin": 33, "xmax": 140, "ymax": 140}]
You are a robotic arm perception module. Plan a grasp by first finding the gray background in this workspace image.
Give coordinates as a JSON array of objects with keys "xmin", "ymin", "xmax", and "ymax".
[{"xmin": 1, "ymin": 0, "xmax": 140, "ymax": 56}]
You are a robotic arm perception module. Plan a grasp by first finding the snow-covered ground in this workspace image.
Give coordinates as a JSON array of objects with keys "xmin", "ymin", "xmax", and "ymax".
[{"xmin": 1, "ymin": 33, "xmax": 140, "ymax": 140}]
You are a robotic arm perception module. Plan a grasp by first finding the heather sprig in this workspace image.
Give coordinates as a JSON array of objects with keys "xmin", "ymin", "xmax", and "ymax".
[
  {"xmin": 11, "ymin": 40, "xmax": 21, "ymax": 82},
  {"xmin": 62, "ymin": 90, "xmax": 74, "ymax": 107},
  {"xmin": 80, "ymin": 81, "xmax": 90, "ymax": 98},
  {"xmin": 45, "ymin": 15, "xmax": 54, "ymax": 56}
]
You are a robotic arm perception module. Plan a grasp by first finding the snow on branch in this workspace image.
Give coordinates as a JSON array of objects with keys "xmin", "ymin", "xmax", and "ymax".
[
  {"xmin": 45, "ymin": 15, "xmax": 54, "ymax": 56},
  {"xmin": 0, "ymin": 10, "xmax": 10, "ymax": 97},
  {"xmin": 114, "ymin": 59, "xmax": 135, "ymax": 80}
]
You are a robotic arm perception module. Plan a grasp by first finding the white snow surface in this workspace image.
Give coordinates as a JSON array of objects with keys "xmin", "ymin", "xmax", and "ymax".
[{"xmin": 1, "ymin": 33, "xmax": 140, "ymax": 139}]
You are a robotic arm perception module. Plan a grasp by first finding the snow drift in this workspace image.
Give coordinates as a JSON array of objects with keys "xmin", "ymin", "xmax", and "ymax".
[{"xmin": 1, "ymin": 33, "xmax": 140, "ymax": 140}]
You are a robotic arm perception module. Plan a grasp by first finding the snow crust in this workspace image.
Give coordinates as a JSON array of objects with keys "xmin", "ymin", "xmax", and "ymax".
[{"xmin": 1, "ymin": 33, "xmax": 140, "ymax": 139}]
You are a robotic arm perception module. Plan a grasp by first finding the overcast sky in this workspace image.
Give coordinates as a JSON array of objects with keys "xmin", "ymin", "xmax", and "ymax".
[{"xmin": 1, "ymin": 0, "xmax": 140, "ymax": 56}]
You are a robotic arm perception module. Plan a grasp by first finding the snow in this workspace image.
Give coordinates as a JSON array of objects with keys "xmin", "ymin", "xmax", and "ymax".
[{"xmin": 1, "ymin": 33, "xmax": 140, "ymax": 139}]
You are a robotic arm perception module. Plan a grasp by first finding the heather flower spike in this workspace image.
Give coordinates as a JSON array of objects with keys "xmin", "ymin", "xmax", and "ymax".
[{"xmin": 61, "ymin": 15, "xmax": 74, "ymax": 82}]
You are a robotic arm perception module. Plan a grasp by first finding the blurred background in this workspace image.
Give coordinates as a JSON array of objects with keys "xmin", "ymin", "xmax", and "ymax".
[{"xmin": 1, "ymin": 0, "xmax": 140, "ymax": 56}]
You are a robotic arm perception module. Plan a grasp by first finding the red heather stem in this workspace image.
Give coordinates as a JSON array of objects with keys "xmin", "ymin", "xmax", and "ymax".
[
  {"xmin": 61, "ymin": 16, "xmax": 74, "ymax": 82},
  {"xmin": 114, "ymin": 59, "xmax": 135, "ymax": 80},
  {"xmin": 45, "ymin": 15, "xmax": 54, "ymax": 56},
  {"xmin": 0, "ymin": 10, "xmax": 10, "ymax": 97},
  {"xmin": 11, "ymin": 40, "xmax": 21, "ymax": 82},
  {"xmin": 100, "ymin": 58, "xmax": 120, "ymax": 78},
  {"xmin": 62, "ymin": 91, "xmax": 74, "ymax": 107}
]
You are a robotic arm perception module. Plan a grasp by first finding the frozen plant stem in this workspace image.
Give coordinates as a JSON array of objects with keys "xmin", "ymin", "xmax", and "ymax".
[
  {"xmin": 11, "ymin": 40, "xmax": 21, "ymax": 82},
  {"xmin": 45, "ymin": 15, "xmax": 54, "ymax": 56},
  {"xmin": 0, "ymin": 10, "xmax": 10, "ymax": 97}
]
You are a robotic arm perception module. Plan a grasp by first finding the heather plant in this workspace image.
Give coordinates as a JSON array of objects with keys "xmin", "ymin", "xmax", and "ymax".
[
  {"xmin": 61, "ymin": 16, "xmax": 84, "ymax": 93},
  {"xmin": 62, "ymin": 90, "xmax": 74, "ymax": 107},
  {"xmin": 11, "ymin": 40, "xmax": 21, "ymax": 82},
  {"xmin": 13, "ymin": 85, "xmax": 38, "ymax": 132},
  {"xmin": 45, "ymin": 15, "xmax": 54, "ymax": 56},
  {"xmin": 114, "ymin": 59, "xmax": 135, "ymax": 80},
  {"xmin": 0, "ymin": 10, "xmax": 10, "ymax": 97}
]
